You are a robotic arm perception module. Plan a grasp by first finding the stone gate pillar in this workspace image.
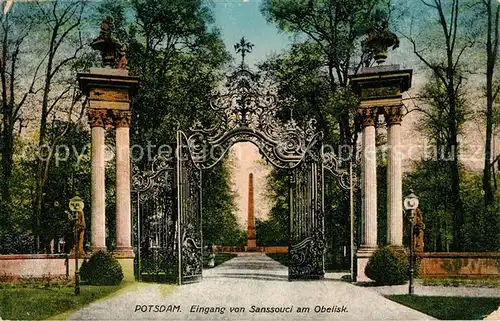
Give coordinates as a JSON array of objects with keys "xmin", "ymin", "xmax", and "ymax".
[
  {"xmin": 385, "ymin": 106, "xmax": 404, "ymax": 246},
  {"xmin": 349, "ymin": 65, "xmax": 412, "ymax": 282},
  {"xmin": 113, "ymin": 110, "xmax": 133, "ymax": 257},
  {"xmin": 87, "ymin": 109, "xmax": 108, "ymax": 252},
  {"xmin": 78, "ymin": 69, "xmax": 139, "ymax": 282},
  {"xmin": 356, "ymin": 108, "xmax": 379, "ymax": 282}
]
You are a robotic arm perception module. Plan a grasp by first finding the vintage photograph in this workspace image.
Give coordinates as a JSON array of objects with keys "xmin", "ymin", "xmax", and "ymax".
[{"xmin": 0, "ymin": 0, "xmax": 499, "ymax": 320}]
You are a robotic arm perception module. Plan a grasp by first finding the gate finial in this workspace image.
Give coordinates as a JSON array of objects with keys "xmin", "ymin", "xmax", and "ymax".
[{"xmin": 234, "ymin": 37, "xmax": 254, "ymax": 67}]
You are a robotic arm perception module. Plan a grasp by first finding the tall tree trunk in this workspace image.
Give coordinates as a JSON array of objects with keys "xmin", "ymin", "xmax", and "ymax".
[
  {"xmin": 0, "ymin": 18, "xmax": 11, "ymax": 222},
  {"xmin": 483, "ymin": 0, "xmax": 499, "ymax": 207}
]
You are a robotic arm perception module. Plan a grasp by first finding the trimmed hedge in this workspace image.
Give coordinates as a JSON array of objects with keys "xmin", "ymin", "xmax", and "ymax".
[
  {"xmin": 79, "ymin": 251, "xmax": 123, "ymax": 285},
  {"xmin": 365, "ymin": 246, "xmax": 410, "ymax": 285}
]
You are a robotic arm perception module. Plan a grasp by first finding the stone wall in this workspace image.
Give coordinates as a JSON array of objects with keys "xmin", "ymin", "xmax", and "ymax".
[
  {"xmin": 0, "ymin": 254, "xmax": 84, "ymax": 282},
  {"xmin": 420, "ymin": 252, "xmax": 500, "ymax": 278}
]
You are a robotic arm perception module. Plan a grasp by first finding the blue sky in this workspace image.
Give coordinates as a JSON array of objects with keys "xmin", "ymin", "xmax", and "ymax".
[{"xmin": 212, "ymin": 0, "xmax": 292, "ymax": 67}]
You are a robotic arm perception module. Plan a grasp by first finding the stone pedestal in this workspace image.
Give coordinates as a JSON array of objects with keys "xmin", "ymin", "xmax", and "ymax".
[
  {"xmin": 88, "ymin": 110, "xmax": 108, "ymax": 252},
  {"xmin": 247, "ymin": 173, "xmax": 257, "ymax": 249}
]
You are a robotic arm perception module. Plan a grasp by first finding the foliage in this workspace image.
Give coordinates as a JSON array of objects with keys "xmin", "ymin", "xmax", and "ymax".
[
  {"xmin": 261, "ymin": 0, "xmax": 391, "ymax": 146},
  {"xmin": 259, "ymin": 168, "xmax": 289, "ymax": 246},
  {"xmin": 365, "ymin": 246, "xmax": 409, "ymax": 285},
  {"xmin": 256, "ymin": 218, "xmax": 287, "ymax": 246},
  {"xmin": 202, "ymin": 162, "xmax": 244, "ymax": 247},
  {"xmin": 79, "ymin": 251, "xmax": 123, "ymax": 286},
  {"xmin": 387, "ymin": 295, "xmax": 500, "ymax": 320},
  {"xmin": 0, "ymin": 233, "xmax": 35, "ymax": 254},
  {"xmin": 405, "ymin": 160, "xmax": 500, "ymax": 251}
]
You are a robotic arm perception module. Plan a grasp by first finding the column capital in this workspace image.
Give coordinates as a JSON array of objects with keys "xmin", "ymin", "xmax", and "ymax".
[
  {"xmin": 384, "ymin": 105, "xmax": 404, "ymax": 125},
  {"xmin": 359, "ymin": 108, "xmax": 377, "ymax": 127},
  {"xmin": 88, "ymin": 109, "xmax": 112, "ymax": 128},
  {"xmin": 112, "ymin": 110, "xmax": 132, "ymax": 128}
]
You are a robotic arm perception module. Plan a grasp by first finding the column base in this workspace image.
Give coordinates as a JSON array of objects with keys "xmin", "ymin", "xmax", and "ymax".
[
  {"xmin": 91, "ymin": 247, "xmax": 107, "ymax": 253},
  {"xmin": 355, "ymin": 246, "xmax": 378, "ymax": 283},
  {"xmin": 114, "ymin": 257, "xmax": 135, "ymax": 282},
  {"xmin": 113, "ymin": 248, "xmax": 135, "ymax": 283}
]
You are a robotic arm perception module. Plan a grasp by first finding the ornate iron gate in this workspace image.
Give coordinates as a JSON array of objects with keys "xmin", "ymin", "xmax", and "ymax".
[
  {"xmin": 176, "ymin": 131, "xmax": 203, "ymax": 284},
  {"xmin": 289, "ymin": 146, "xmax": 324, "ymax": 280},
  {"xmin": 132, "ymin": 155, "xmax": 177, "ymax": 283},
  {"xmin": 132, "ymin": 61, "xmax": 349, "ymax": 283}
]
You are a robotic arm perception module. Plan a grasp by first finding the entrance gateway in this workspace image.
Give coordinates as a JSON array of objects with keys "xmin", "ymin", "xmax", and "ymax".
[{"xmin": 131, "ymin": 63, "xmax": 349, "ymax": 284}]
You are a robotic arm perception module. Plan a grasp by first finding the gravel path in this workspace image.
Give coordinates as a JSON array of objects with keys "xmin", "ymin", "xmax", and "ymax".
[{"xmin": 68, "ymin": 253, "xmax": 434, "ymax": 320}]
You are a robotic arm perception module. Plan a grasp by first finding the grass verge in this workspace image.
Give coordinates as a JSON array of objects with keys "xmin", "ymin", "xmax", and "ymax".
[
  {"xmin": 0, "ymin": 282, "xmax": 132, "ymax": 320},
  {"xmin": 387, "ymin": 295, "xmax": 500, "ymax": 320}
]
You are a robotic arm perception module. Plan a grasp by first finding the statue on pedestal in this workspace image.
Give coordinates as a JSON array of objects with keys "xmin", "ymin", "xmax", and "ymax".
[{"xmin": 413, "ymin": 208, "xmax": 425, "ymax": 253}]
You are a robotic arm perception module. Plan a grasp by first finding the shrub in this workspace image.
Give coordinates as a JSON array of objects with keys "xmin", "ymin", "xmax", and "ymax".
[
  {"xmin": 365, "ymin": 246, "xmax": 410, "ymax": 285},
  {"xmin": 79, "ymin": 259, "xmax": 90, "ymax": 282},
  {"xmin": 0, "ymin": 234, "xmax": 35, "ymax": 254},
  {"xmin": 79, "ymin": 251, "xmax": 123, "ymax": 285}
]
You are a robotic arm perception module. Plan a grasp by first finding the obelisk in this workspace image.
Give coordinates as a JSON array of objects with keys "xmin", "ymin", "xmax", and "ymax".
[{"xmin": 247, "ymin": 173, "xmax": 257, "ymax": 249}]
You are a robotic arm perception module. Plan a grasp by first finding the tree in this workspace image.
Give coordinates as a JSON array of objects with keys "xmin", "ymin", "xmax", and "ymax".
[
  {"xmin": 261, "ymin": 0, "xmax": 391, "ymax": 147},
  {"xmin": 482, "ymin": 0, "xmax": 500, "ymax": 207},
  {"xmin": 97, "ymin": 0, "xmax": 241, "ymax": 247},
  {"xmin": 0, "ymin": 4, "xmax": 39, "ymax": 221},
  {"xmin": 402, "ymin": 0, "xmax": 478, "ymax": 251},
  {"xmin": 30, "ymin": 0, "xmax": 90, "ymax": 250}
]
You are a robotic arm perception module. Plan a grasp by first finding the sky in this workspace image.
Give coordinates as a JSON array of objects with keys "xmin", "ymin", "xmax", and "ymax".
[{"xmin": 212, "ymin": 0, "xmax": 292, "ymax": 67}]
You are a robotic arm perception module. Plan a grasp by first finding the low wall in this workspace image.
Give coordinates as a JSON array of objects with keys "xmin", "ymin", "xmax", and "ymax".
[
  {"xmin": 420, "ymin": 252, "xmax": 500, "ymax": 278},
  {"xmin": 213, "ymin": 246, "xmax": 288, "ymax": 254},
  {"xmin": 0, "ymin": 254, "xmax": 84, "ymax": 282}
]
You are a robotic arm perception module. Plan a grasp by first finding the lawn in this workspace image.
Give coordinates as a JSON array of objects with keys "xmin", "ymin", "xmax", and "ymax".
[
  {"xmin": 387, "ymin": 295, "xmax": 500, "ymax": 320},
  {"xmin": 0, "ymin": 283, "xmax": 131, "ymax": 320}
]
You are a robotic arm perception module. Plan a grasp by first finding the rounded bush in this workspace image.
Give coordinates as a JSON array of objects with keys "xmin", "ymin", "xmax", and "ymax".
[
  {"xmin": 79, "ymin": 251, "xmax": 123, "ymax": 285},
  {"xmin": 365, "ymin": 246, "xmax": 410, "ymax": 285}
]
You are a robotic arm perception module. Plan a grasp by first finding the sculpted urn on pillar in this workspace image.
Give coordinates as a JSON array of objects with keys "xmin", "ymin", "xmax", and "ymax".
[
  {"xmin": 77, "ymin": 16, "xmax": 139, "ymax": 281},
  {"xmin": 349, "ymin": 22, "xmax": 412, "ymax": 282}
]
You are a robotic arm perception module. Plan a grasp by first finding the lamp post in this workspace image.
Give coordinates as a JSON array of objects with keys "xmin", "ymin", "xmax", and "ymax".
[
  {"xmin": 403, "ymin": 191, "xmax": 419, "ymax": 295},
  {"xmin": 69, "ymin": 195, "xmax": 84, "ymax": 295}
]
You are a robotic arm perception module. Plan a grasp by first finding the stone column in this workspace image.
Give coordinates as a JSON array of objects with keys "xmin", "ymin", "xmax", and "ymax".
[
  {"xmin": 247, "ymin": 173, "xmax": 257, "ymax": 249},
  {"xmin": 356, "ymin": 108, "xmax": 378, "ymax": 282},
  {"xmin": 385, "ymin": 106, "xmax": 404, "ymax": 246},
  {"xmin": 88, "ymin": 109, "xmax": 108, "ymax": 251},
  {"xmin": 361, "ymin": 109, "xmax": 378, "ymax": 249},
  {"xmin": 113, "ymin": 111, "xmax": 134, "ymax": 257}
]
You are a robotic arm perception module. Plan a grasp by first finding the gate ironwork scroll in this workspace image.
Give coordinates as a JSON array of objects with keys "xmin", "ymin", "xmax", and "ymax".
[
  {"xmin": 176, "ymin": 131, "xmax": 203, "ymax": 284},
  {"xmin": 132, "ymin": 61, "xmax": 350, "ymax": 283},
  {"xmin": 132, "ymin": 155, "xmax": 177, "ymax": 283}
]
